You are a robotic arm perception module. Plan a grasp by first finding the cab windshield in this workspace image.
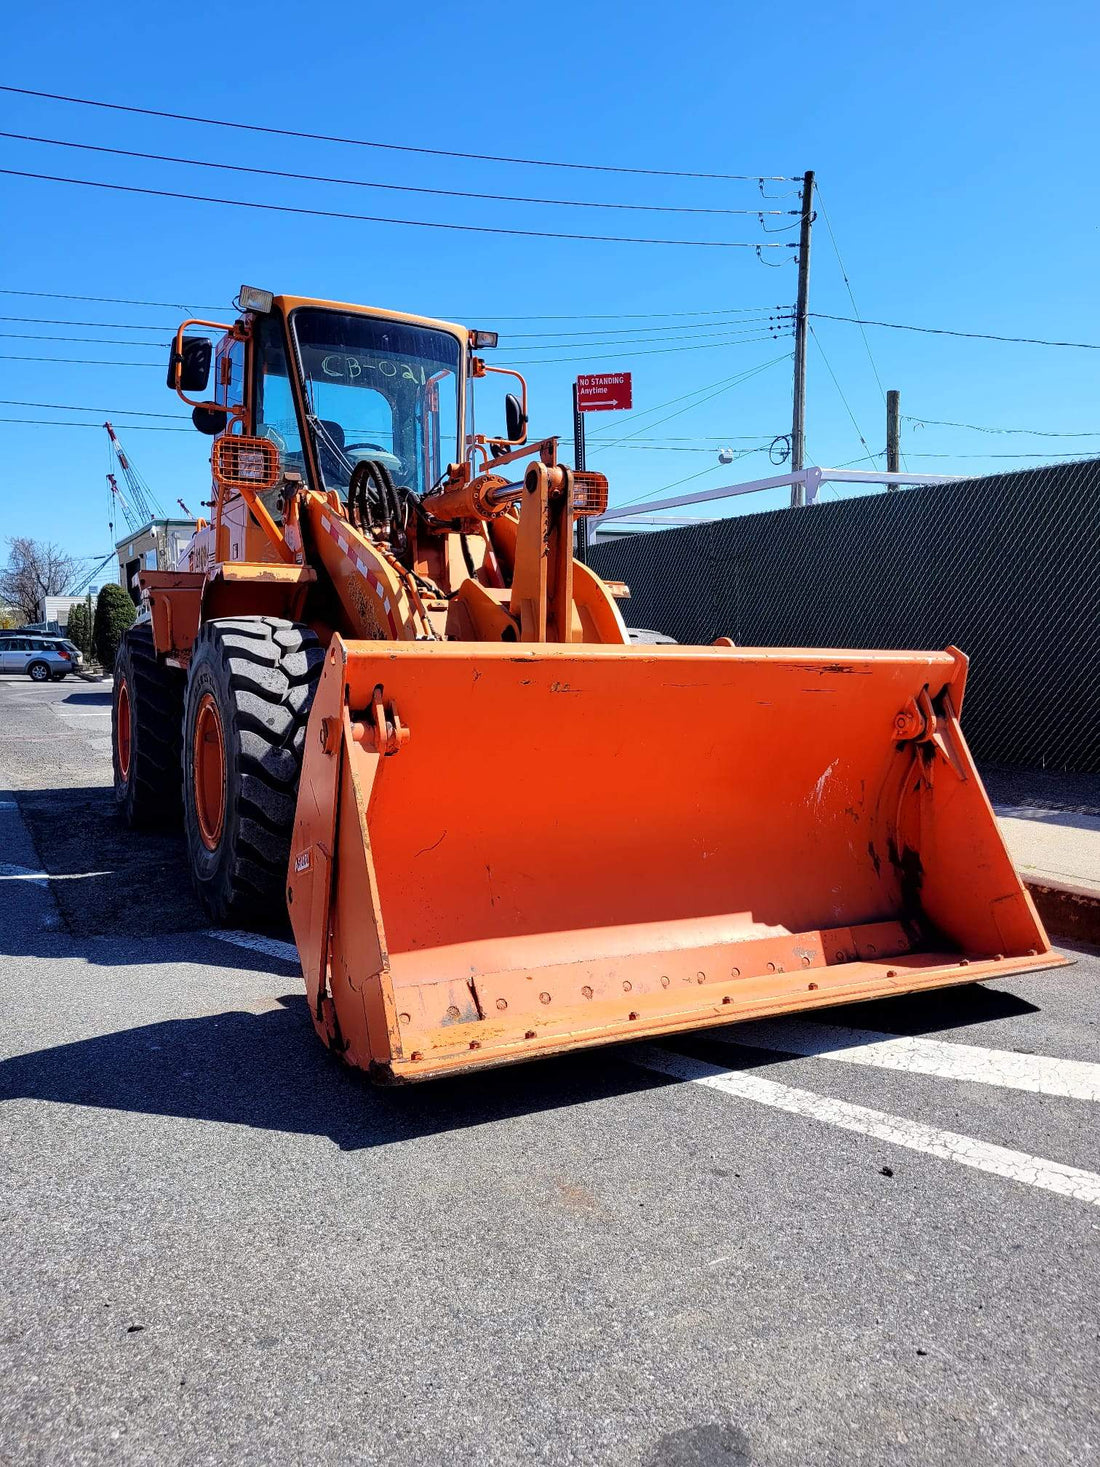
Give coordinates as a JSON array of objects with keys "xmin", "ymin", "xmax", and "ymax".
[{"xmin": 288, "ymin": 308, "xmax": 462, "ymax": 497}]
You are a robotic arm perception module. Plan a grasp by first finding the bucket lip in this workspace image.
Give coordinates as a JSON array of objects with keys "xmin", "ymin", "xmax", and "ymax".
[
  {"xmin": 383, "ymin": 946, "xmax": 1071, "ymax": 1083},
  {"xmin": 337, "ymin": 638, "xmax": 962, "ymax": 668}
]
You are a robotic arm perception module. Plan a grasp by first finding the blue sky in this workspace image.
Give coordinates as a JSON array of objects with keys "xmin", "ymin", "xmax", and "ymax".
[{"xmin": 1, "ymin": 0, "xmax": 1097, "ymax": 573}]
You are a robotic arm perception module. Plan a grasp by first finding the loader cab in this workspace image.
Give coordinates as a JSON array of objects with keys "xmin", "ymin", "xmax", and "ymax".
[{"xmin": 276, "ymin": 304, "xmax": 464, "ymax": 501}]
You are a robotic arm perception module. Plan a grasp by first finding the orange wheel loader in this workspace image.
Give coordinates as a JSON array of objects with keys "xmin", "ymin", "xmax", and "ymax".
[{"xmin": 111, "ymin": 286, "xmax": 1066, "ymax": 1082}]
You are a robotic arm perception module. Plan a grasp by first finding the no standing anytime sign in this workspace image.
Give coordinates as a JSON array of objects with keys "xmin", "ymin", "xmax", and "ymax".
[{"xmin": 575, "ymin": 372, "xmax": 633, "ymax": 412}]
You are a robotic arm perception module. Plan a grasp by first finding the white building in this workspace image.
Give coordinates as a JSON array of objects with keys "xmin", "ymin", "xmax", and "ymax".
[{"xmin": 115, "ymin": 519, "xmax": 195, "ymax": 603}]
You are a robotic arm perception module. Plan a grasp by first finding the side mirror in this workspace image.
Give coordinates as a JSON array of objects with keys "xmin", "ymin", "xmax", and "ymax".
[
  {"xmin": 192, "ymin": 404, "xmax": 229, "ymax": 436},
  {"xmin": 168, "ymin": 335, "xmax": 212, "ymax": 392},
  {"xmin": 505, "ymin": 392, "xmax": 527, "ymax": 445}
]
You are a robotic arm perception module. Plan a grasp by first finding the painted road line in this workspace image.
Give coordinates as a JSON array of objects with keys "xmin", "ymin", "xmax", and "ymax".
[
  {"xmin": 0, "ymin": 865, "xmax": 111, "ymax": 884},
  {"xmin": 204, "ymin": 929, "xmax": 301, "ymax": 965},
  {"xmin": 709, "ymin": 1019, "xmax": 1100, "ymax": 1102},
  {"xmin": 0, "ymin": 862, "xmax": 49, "ymax": 887},
  {"xmin": 633, "ymin": 1045, "xmax": 1100, "ymax": 1207}
]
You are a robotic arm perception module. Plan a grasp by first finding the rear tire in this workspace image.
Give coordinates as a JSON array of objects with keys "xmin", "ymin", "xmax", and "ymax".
[
  {"xmin": 181, "ymin": 617, "xmax": 323, "ymax": 925},
  {"xmin": 112, "ymin": 624, "xmax": 185, "ymax": 827},
  {"xmin": 28, "ymin": 661, "xmax": 50, "ymax": 682}
]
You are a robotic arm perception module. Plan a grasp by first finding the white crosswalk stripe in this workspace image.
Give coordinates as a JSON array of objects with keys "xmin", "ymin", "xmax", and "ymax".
[
  {"xmin": 710, "ymin": 1018, "xmax": 1100, "ymax": 1101},
  {"xmin": 633, "ymin": 1045, "xmax": 1100, "ymax": 1206}
]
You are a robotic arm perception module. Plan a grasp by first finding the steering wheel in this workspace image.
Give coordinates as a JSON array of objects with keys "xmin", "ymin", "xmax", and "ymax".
[{"xmin": 344, "ymin": 442, "xmax": 402, "ymax": 474}]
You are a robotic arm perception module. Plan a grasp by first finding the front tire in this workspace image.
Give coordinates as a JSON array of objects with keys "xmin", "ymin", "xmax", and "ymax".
[
  {"xmin": 182, "ymin": 617, "xmax": 323, "ymax": 925},
  {"xmin": 112, "ymin": 624, "xmax": 186, "ymax": 827}
]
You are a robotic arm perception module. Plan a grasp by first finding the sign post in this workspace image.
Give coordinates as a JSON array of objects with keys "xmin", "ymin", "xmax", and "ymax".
[{"xmin": 573, "ymin": 372, "xmax": 632, "ymax": 565}]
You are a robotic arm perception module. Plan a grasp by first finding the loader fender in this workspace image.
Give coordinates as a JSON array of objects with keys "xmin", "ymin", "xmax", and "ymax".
[{"xmin": 181, "ymin": 617, "xmax": 323, "ymax": 923}]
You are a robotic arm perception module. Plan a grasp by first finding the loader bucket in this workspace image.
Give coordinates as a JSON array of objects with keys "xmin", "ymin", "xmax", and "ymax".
[{"xmin": 287, "ymin": 639, "xmax": 1065, "ymax": 1082}]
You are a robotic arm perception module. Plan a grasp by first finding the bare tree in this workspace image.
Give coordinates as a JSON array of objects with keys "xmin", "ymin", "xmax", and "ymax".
[{"xmin": 0, "ymin": 537, "xmax": 78, "ymax": 623}]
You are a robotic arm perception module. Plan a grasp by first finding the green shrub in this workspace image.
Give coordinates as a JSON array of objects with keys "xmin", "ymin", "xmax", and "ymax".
[
  {"xmin": 93, "ymin": 583, "xmax": 136, "ymax": 668},
  {"xmin": 66, "ymin": 601, "xmax": 90, "ymax": 655}
]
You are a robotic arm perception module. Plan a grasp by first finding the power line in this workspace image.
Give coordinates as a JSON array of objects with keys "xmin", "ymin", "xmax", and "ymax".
[
  {"xmin": 508, "ymin": 331, "xmax": 790, "ymax": 366},
  {"xmin": 0, "ymin": 332, "xmax": 169, "ymax": 346},
  {"xmin": 811, "ymin": 312, "xmax": 1100, "ymax": 350},
  {"xmin": 618, "ymin": 444, "xmax": 772, "ymax": 505},
  {"xmin": 0, "ymin": 416, "xmax": 190, "ymax": 431},
  {"xmin": 489, "ymin": 305, "xmax": 783, "ymax": 322},
  {"xmin": 0, "ymin": 84, "xmax": 797, "ymax": 181},
  {"xmin": 0, "ymin": 289, "xmax": 792, "ymax": 326},
  {"xmin": 808, "ymin": 324, "xmax": 878, "ymax": 463},
  {"xmin": 590, "ymin": 356, "xmax": 792, "ymax": 455},
  {"xmin": 0, "ymin": 132, "xmax": 798, "ymax": 218},
  {"xmin": 903, "ymin": 414, "xmax": 1100, "ymax": 438},
  {"xmin": 0, "ymin": 287, "xmax": 226, "ymax": 311},
  {"xmin": 0, "ymin": 353, "xmax": 159, "ymax": 366},
  {"xmin": 905, "ymin": 451, "xmax": 1100, "ymax": 460},
  {"xmin": 504, "ymin": 312, "xmax": 788, "ymax": 339},
  {"xmin": 814, "ymin": 192, "xmax": 889, "ymax": 402},
  {"xmin": 0, "ymin": 397, "xmax": 188, "ymax": 419},
  {"xmin": 0, "ymin": 314, "xmax": 193, "ymax": 330},
  {"xmin": 0, "ymin": 169, "xmax": 797, "ymax": 250},
  {"xmin": 513, "ymin": 322, "xmax": 790, "ymax": 352}
]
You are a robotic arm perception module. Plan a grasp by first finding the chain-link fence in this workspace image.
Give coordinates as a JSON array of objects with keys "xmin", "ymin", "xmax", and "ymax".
[{"xmin": 590, "ymin": 459, "xmax": 1100, "ymax": 772}]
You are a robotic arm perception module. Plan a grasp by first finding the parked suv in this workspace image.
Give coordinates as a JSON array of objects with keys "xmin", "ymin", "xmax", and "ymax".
[{"xmin": 0, "ymin": 634, "xmax": 83, "ymax": 681}]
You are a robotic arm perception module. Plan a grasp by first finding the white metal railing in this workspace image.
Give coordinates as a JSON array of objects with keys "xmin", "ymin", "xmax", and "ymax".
[{"xmin": 590, "ymin": 466, "xmax": 960, "ymax": 539}]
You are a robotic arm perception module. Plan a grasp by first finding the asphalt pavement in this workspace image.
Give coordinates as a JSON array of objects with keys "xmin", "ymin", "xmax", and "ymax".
[{"xmin": 1, "ymin": 674, "xmax": 1098, "ymax": 1467}]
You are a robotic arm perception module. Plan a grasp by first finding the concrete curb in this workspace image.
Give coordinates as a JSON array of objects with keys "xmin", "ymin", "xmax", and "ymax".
[{"xmin": 1024, "ymin": 877, "xmax": 1100, "ymax": 949}]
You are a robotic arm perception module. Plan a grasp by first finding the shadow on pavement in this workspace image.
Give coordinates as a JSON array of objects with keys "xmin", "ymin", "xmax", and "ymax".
[
  {"xmin": 0, "ymin": 956, "xmax": 1041, "ymax": 1150},
  {"xmin": 0, "ymin": 993, "xmax": 669, "ymax": 1151},
  {"xmin": 61, "ymin": 690, "xmax": 112, "ymax": 706}
]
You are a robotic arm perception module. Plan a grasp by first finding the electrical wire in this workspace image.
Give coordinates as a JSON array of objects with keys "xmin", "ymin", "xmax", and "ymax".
[
  {"xmin": 590, "ymin": 356, "xmax": 793, "ymax": 455},
  {"xmin": 466, "ymin": 305, "xmax": 784, "ymax": 322},
  {"xmin": 0, "ymin": 314, "xmax": 185, "ymax": 330},
  {"xmin": 0, "ymin": 289, "xmax": 792, "ymax": 327},
  {"xmin": 512, "ymin": 322, "xmax": 790, "ymax": 351},
  {"xmin": 0, "ymin": 397, "xmax": 188, "ymax": 418},
  {"xmin": 616, "ymin": 444, "xmax": 772, "ymax": 506},
  {"xmin": 814, "ymin": 193, "xmax": 889, "ymax": 402},
  {"xmin": 0, "ymin": 133, "xmax": 798, "ymax": 218},
  {"xmin": 0, "ymin": 85, "xmax": 798, "ymax": 181},
  {"xmin": 0, "ymin": 169, "xmax": 797, "ymax": 250},
  {"xmin": 0, "ymin": 353, "xmax": 159, "ymax": 366},
  {"xmin": 813, "ymin": 189, "xmax": 906, "ymax": 471},
  {"xmin": 903, "ymin": 451, "xmax": 1100, "ymax": 460},
  {"xmin": 504, "ymin": 313, "xmax": 789, "ymax": 340},
  {"xmin": 808, "ymin": 325, "xmax": 878, "ymax": 464},
  {"xmin": 508, "ymin": 331, "xmax": 790, "ymax": 365},
  {"xmin": 0, "ymin": 287, "xmax": 226, "ymax": 311},
  {"xmin": 903, "ymin": 414, "xmax": 1100, "ymax": 438},
  {"xmin": 0, "ymin": 332, "xmax": 170, "ymax": 346},
  {"xmin": 0, "ymin": 416, "xmax": 190, "ymax": 431},
  {"xmin": 811, "ymin": 312, "xmax": 1100, "ymax": 350}
]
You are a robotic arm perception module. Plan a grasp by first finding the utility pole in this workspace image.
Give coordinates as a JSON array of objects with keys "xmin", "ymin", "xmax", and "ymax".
[
  {"xmin": 572, "ymin": 382, "xmax": 589, "ymax": 564},
  {"xmin": 885, "ymin": 389, "xmax": 900, "ymax": 486},
  {"xmin": 789, "ymin": 169, "xmax": 815, "ymax": 507}
]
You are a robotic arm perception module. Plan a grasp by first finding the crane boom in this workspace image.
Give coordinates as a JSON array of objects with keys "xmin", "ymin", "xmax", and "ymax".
[{"xmin": 104, "ymin": 421, "xmax": 167, "ymax": 525}]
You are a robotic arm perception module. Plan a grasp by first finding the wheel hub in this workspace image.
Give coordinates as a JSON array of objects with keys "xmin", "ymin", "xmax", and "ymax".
[
  {"xmin": 116, "ymin": 679, "xmax": 132, "ymax": 781},
  {"xmin": 193, "ymin": 692, "xmax": 226, "ymax": 850}
]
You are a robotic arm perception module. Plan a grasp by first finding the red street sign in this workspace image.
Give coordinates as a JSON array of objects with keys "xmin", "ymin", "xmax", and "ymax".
[{"xmin": 575, "ymin": 372, "xmax": 633, "ymax": 412}]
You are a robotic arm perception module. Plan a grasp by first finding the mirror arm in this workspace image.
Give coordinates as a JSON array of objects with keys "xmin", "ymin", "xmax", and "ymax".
[
  {"xmin": 478, "ymin": 364, "xmax": 529, "ymax": 448},
  {"xmin": 168, "ymin": 318, "xmax": 233, "ymax": 409}
]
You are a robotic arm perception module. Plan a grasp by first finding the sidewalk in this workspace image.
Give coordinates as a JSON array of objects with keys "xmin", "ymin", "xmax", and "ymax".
[
  {"xmin": 983, "ymin": 767, "xmax": 1100, "ymax": 947},
  {"xmin": 995, "ymin": 807, "xmax": 1100, "ymax": 888}
]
